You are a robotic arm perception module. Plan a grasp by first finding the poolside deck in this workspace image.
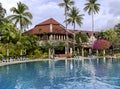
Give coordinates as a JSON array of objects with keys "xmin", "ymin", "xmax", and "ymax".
[
  {"xmin": 0, "ymin": 56, "xmax": 118, "ymax": 67},
  {"xmin": 0, "ymin": 59, "xmax": 50, "ymax": 67}
]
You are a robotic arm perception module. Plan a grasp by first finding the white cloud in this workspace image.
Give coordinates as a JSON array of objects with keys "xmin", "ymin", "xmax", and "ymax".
[
  {"xmin": 109, "ymin": 0, "xmax": 120, "ymax": 17},
  {"xmin": 1, "ymin": 0, "xmax": 120, "ymax": 31},
  {"xmin": 1, "ymin": 0, "xmax": 19, "ymax": 15}
]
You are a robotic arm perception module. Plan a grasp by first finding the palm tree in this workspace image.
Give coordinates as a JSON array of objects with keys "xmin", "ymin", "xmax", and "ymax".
[
  {"xmin": 1, "ymin": 22, "xmax": 17, "ymax": 58},
  {"xmin": 113, "ymin": 24, "xmax": 120, "ymax": 53},
  {"xmin": 75, "ymin": 32, "xmax": 88, "ymax": 56},
  {"xmin": 66, "ymin": 7, "xmax": 84, "ymax": 54},
  {"xmin": 58, "ymin": 0, "xmax": 74, "ymax": 54},
  {"xmin": 114, "ymin": 23, "xmax": 120, "ymax": 36},
  {"xmin": 99, "ymin": 29, "xmax": 117, "ymax": 43},
  {"xmin": 8, "ymin": 2, "xmax": 32, "ymax": 38},
  {"xmin": 84, "ymin": 0, "xmax": 100, "ymax": 40}
]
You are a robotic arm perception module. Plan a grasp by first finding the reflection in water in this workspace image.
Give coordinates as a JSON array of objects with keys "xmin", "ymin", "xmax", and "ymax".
[
  {"xmin": 70, "ymin": 61, "xmax": 73, "ymax": 70},
  {"xmin": 0, "ymin": 58, "xmax": 120, "ymax": 89}
]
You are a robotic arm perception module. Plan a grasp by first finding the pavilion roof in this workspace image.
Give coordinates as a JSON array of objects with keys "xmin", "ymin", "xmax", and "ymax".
[
  {"xmin": 25, "ymin": 18, "xmax": 96, "ymax": 38},
  {"xmin": 36, "ymin": 18, "xmax": 61, "ymax": 26},
  {"xmin": 25, "ymin": 18, "xmax": 67, "ymax": 35}
]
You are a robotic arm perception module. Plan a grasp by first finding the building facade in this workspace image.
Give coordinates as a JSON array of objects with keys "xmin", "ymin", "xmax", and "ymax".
[{"xmin": 25, "ymin": 18, "xmax": 97, "ymax": 57}]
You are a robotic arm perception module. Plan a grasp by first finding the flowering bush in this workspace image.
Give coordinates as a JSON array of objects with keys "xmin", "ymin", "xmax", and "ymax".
[{"xmin": 93, "ymin": 39, "xmax": 110, "ymax": 50}]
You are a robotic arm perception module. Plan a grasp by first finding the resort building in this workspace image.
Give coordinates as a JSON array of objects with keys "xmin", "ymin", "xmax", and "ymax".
[{"xmin": 25, "ymin": 18, "xmax": 97, "ymax": 57}]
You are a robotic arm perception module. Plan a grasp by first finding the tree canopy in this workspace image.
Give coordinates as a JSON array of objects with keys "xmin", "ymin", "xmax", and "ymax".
[
  {"xmin": 98, "ymin": 29, "xmax": 117, "ymax": 43},
  {"xmin": 8, "ymin": 2, "xmax": 33, "ymax": 33},
  {"xmin": 93, "ymin": 39, "xmax": 110, "ymax": 50}
]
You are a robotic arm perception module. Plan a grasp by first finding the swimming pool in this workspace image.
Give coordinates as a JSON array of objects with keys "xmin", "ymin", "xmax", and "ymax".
[{"xmin": 0, "ymin": 58, "xmax": 120, "ymax": 89}]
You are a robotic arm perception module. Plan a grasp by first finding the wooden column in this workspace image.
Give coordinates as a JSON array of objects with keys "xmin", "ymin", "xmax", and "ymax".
[
  {"xmin": 65, "ymin": 46, "xmax": 68, "ymax": 54},
  {"xmin": 89, "ymin": 48, "xmax": 92, "ymax": 54},
  {"xmin": 82, "ymin": 48, "xmax": 84, "ymax": 57},
  {"xmin": 96, "ymin": 50, "xmax": 98, "ymax": 56},
  {"xmin": 103, "ymin": 49, "xmax": 105, "ymax": 56}
]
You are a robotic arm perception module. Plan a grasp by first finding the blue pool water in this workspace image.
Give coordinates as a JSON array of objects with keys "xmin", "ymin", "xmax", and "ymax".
[{"xmin": 0, "ymin": 58, "xmax": 120, "ymax": 89}]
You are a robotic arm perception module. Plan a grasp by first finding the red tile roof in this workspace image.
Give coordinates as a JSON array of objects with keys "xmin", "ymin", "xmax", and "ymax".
[
  {"xmin": 25, "ymin": 18, "xmax": 95, "ymax": 38},
  {"xmin": 25, "ymin": 18, "xmax": 67, "ymax": 35},
  {"xmin": 67, "ymin": 29, "xmax": 93, "ymax": 38},
  {"xmin": 36, "ymin": 18, "xmax": 61, "ymax": 26}
]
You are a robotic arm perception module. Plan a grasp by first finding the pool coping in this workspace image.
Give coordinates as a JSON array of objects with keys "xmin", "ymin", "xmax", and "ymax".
[
  {"xmin": 0, "ymin": 59, "xmax": 49, "ymax": 67},
  {"xmin": 0, "ymin": 57, "xmax": 72, "ymax": 67},
  {"xmin": 0, "ymin": 56, "xmax": 117, "ymax": 67}
]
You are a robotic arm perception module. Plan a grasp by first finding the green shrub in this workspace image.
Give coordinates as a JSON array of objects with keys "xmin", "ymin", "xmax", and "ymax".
[
  {"xmin": 0, "ymin": 54, "xmax": 3, "ymax": 61},
  {"xmin": 41, "ymin": 52, "xmax": 48, "ymax": 58},
  {"xmin": 114, "ymin": 53, "xmax": 120, "ymax": 57}
]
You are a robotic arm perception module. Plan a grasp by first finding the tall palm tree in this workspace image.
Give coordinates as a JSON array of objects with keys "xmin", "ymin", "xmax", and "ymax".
[
  {"xmin": 8, "ymin": 2, "xmax": 32, "ymax": 38},
  {"xmin": 84, "ymin": 0, "xmax": 100, "ymax": 40},
  {"xmin": 58, "ymin": 0, "xmax": 74, "ymax": 54},
  {"xmin": 66, "ymin": 7, "xmax": 84, "ymax": 53}
]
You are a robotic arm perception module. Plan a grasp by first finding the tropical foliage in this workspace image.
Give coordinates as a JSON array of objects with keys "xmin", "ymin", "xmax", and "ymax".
[
  {"xmin": 66, "ymin": 7, "xmax": 84, "ymax": 28},
  {"xmin": 112, "ymin": 23, "xmax": 120, "ymax": 53},
  {"xmin": 40, "ymin": 40, "xmax": 66, "ymax": 58},
  {"xmin": 114, "ymin": 23, "xmax": 120, "ymax": 35},
  {"xmin": 75, "ymin": 32, "xmax": 88, "ymax": 55},
  {"xmin": 1, "ymin": 0, "xmax": 120, "ymax": 59},
  {"xmin": 66, "ymin": 6, "xmax": 84, "ymax": 52},
  {"xmin": 98, "ymin": 29, "xmax": 117, "ymax": 43},
  {"xmin": 58, "ymin": 0, "xmax": 74, "ymax": 21},
  {"xmin": 1, "ymin": 22, "xmax": 17, "ymax": 56},
  {"xmin": 41, "ymin": 41, "xmax": 65, "ymax": 50},
  {"xmin": 0, "ymin": 2, "xmax": 41, "ymax": 60},
  {"xmin": 58, "ymin": 0, "xmax": 74, "ymax": 54},
  {"xmin": 75, "ymin": 32, "xmax": 88, "ymax": 44},
  {"xmin": 7, "ymin": 2, "xmax": 33, "ymax": 57},
  {"xmin": 7, "ymin": 2, "xmax": 33, "ymax": 35}
]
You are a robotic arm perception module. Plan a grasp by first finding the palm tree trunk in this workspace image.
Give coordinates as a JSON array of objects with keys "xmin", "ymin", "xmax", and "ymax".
[
  {"xmin": 73, "ymin": 23, "xmax": 75, "ymax": 54},
  {"xmin": 103, "ymin": 49, "xmax": 105, "ymax": 56},
  {"xmin": 20, "ymin": 18, "xmax": 22, "ymax": 40},
  {"xmin": 91, "ymin": 11, "xmax": 94, "ymax": 54},
  {"xmin": 20, "ymin": 49, "xmax": 23, "ymax": 60},
  {"xmin": 6, "ymin": 43, "xmax": 9, "ymax": 62},
  {"xmin": 65, "ymin": 8, "xmax": 69, "ymax": 54},
  {"xmin": 82, "ymin": 47, "xmax": 84, "ymax": 57},
  {"xmin": 92, "ymin": 10, "xmax": 94, "ymax": 36},
  {"xmin": 96, "ymin": 50, "xmax": 98, "ymax": 56},
  {"xmin": 20, "ymin": 50, "xmax": 22, "ymax": 55},
  {"xmin": 7, "ymin": 49, "xmax": 9, "ymax": 57},
  {"xmin": 19, "ymin": 18, "xmax": 23, "ymax": 57},
  {"xmin": 48, "ymin": 48, "xmax": 51, "ymax": 58}
]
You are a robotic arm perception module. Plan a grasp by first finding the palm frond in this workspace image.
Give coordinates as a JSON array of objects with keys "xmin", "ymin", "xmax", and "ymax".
[
  {"xmin": 8, "ymin": 2, "xmax": 32, "ymax": 32},
  {"xmin": 66, "ymin": 7, "xmax": 84, "ymax": 28},
  {"xmin": 23, "ymin": 12, "xmax": 33, "ymax": 19},
  {"xmin": 58, "ymin": 3, "xmax": 65, "ymax": 7},
  {"xmin": 10, "ymin": 7, "xmax": 19, "ymax": 14},
  {"xmin": 84, "ymin": 0, "xmax": 100, "ymax": 15}
]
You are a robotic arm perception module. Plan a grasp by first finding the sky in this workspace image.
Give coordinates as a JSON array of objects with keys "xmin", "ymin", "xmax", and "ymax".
[{"xmin": 1, "ymin": 0, "xmax": 120, "ymax": 31}]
